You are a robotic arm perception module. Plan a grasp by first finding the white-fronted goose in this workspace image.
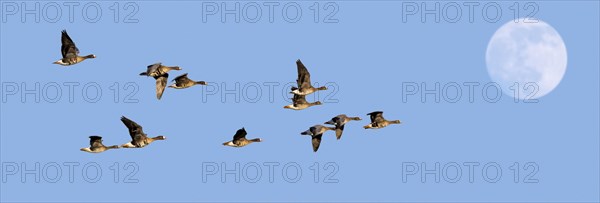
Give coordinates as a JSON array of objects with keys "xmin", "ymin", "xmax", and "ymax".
[
  {"xmin": 301, "ymin": 125, "xmax": 335, "ymax": 152},
  {"xmin": 364, "ymin": 111, "xmax": 401, "ymax": 129},
  {"xmin": 223, "ymin": 128, "xmax": 262, "ymax": 147},
  {"xmin": 53, "ymin": 30, "xmax": 95, "ymax": 66},
  {"xmin": 80, "ymin": 136, "xmax": 119, "ymax": 153},
  {"xmin": 140, "ymin": 63, "xmax": 182, "ymax": 77},
  {"xmin": 140, "ymin": 63, "xmax": 182, "ymax": 100},
  {"xmin": 324, "ymin": 114, "xmax": 362, "ymax": 139},
  {"xmin": 283, "ymin": 94, "xmax": 322, "ymax": 110},
  {"xmin": 290, "ymin": 59, "xmax": 327, "ymax": 95},
  {"xmin": 120, "ymin": 116, "xmax": 166, "ymax": 148},
  {"xmin": 168, "ymin": 73, "xmax": 207, "ymax": 89}
]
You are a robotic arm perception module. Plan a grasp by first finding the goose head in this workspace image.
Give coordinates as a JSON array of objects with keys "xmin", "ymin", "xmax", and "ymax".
[{"xmin": 300, "ymin": 130, "xmax": 312, "ymax": 136}]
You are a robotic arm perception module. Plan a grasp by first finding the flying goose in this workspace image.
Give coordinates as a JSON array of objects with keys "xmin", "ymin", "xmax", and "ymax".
[
  {"xmin": 290, "ymin": 59, "xmax": 327, "ymax": 95},
  {"xmin": 80, "ymin": 136, "xmax": 119, "ymax": 153},
  {"xmin": 53, "ymin": 30, "xmax": 95, "ymax": 66},
  {"xmin": 140, "ymin": 63, "xmax": 182, "ymax": 77},
  {"xmin": 364, "ymin": 111, "xmax": 401, "ymax": 129},
  {"xmin": 140, "ymin": 63, "xmax": 182, "ymax": 99},
  {"xmin": 120, "ymin": 116, "xmax": 166, "ymax": 148},
  {"xmin": 301, "ymin": 125, "xmax": 335, "ymax": 152},
  {"xmin": 223, "ymin": 128, "xmax": 262, "ymax": 147},
  {"xmin": 283, "ymin": 94, "xmax": 322, "ymax": 110},
  {"xmin": 168, "ymin": 73, "xmax": 207, "ymax": 89},
  {"xmin": 324, "ymin": 114, "xmax": 362, "ymax": 139}
]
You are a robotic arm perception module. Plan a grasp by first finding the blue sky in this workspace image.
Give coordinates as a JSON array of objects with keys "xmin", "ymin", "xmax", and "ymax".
[{"xmin": 1, "ymin": 1, "xmax": 599, "ymax": 202}]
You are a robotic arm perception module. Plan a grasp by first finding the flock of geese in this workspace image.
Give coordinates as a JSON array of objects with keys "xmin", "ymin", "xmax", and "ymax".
[{"xmin": 54, "ymin": 30, "xmax": 402, "ymax": 153}]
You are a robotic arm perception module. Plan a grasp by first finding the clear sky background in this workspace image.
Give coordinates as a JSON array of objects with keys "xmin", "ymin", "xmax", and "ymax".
[{"xmin": 1, "ymin": 0, "xmax": 599, "ymax": 202}]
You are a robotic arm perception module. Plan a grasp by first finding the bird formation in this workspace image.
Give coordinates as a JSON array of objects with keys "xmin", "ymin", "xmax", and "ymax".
[
  {"xmin": 58, "ymin": 30, "xmax": 404, "ymax": 153},
  {"xmin": 283, "ymin": 60, "xmax": 325, "ymax": 110},
  {"xmin": 138, "ymin": 63, "xmax": 208, "ymax": 100},
  {"xmin": 299, "ymin": 111, "xmax": 401, "ymax": 152},
  {"xmin": 80, "ymin": 116, "xmax": 166, "ymax": 153}
]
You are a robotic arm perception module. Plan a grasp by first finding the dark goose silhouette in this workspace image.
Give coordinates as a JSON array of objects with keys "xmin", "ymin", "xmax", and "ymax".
[
  {"xmin": 283, "ymin": 94, "xmax": 322, "ymax": 110},
  {"xmin": 168, "ymin": 73, "xmax": 207, "ymax": 89},
  {"xmin": 363, "ymin": 111, "xmax": 401, "ymax": 129},
  {"xmin": 324, "ymin": 114, "xmax": 362, "ymax": 139},
  {"xmin": 223, "ymin": 128, "xmax": 262, "ymax": 147},
  {"xmin": 120, "ymin": 116, "xmax": 166, "ymax": 148},
  {"xmin": 53, "ymin": 30, "xmax": 95, "ymax": 66},
  {"xmin": 301, "ymin": 125, "xmax": 335, "ymax": 152},
  {"xmin": 290, "ymin": 59, "xmax": 327, "ymax": 96},
  {"xmin": 140, "ymin": 63, "xmax": 182, "ymax": 99},
  {"xmin": 80, "ymin": 136, "xmax": 119, "ymax": 153}
]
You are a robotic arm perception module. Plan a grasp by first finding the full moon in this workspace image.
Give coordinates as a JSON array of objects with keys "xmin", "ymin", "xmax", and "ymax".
[{"xmin": 486, "ymin": 19, "xmax": 567, "ymax": 100}]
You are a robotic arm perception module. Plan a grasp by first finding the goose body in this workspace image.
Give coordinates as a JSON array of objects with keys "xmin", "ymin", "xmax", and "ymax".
[
  {"xmin": 301, "ymin": 125, "xmax": 335, "ymax": 152},
  {"xmin": 53, "ymin": 30, "xmax": 95, "ymax": 66},
  {"xmin": 120, "ymin": 116, "xmax": 166, "ymax": 148},
  {"xmin": 223, "ymin": 128, "xmax": 262, "ymax": 147},
  {"xmin": 324, "ymin": 114, "xmax": 362, "ymax": 139},
  {"xmin": 80, "ymin": 136, "xmax": 119, "ymax": 153},
  {"xmin": 140, "ymin": 63, "xmax": 182, "ymax": 77},
  {"xmin": 363, "ymin": 111, "xmax": 401, "ymax": 129},
  {"xmin": 283, "ymin": 94, "xmax": 322, "ymax": 110},
  {"xmin": 140, "ymin": 63, "xmax": 182, "ymax": 100},
  {"xmin": 290, "ymin": 59, "xmax": 327, "ymax": 96},
  {"xmin": 168, "ymin": 73, "xmax": 207, "ymax": 89}
]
